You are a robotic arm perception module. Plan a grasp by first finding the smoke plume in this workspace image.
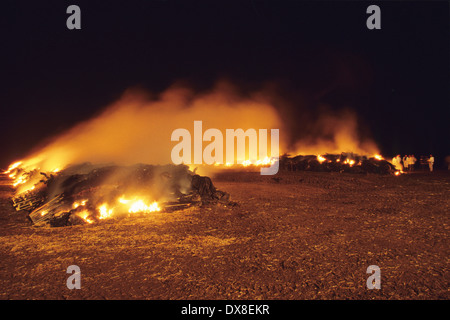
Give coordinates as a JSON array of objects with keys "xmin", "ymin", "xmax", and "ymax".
[{"xmin": 15, "ymin": 81, "xmax": 379, "ymax": 173}]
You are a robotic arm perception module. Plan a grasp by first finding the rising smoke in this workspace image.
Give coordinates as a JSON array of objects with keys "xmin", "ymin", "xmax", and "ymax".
[{"xmin": 15, "ymin": 80, "xmax": 379, "ymax": 173}]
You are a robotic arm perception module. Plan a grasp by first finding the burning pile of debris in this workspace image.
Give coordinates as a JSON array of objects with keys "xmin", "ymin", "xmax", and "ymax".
[
  {"xmin": 5, "ymin": 163, "xmax": 231, "ymax": 227},
  {"xmin": 279, "ymin": 153, "xmax": 399, "ymax": 175}
]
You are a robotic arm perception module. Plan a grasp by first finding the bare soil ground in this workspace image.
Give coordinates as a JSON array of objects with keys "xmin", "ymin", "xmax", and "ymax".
[{"xmin": 0, "ymin": 170, "xmax": 448, "ymax": 300}]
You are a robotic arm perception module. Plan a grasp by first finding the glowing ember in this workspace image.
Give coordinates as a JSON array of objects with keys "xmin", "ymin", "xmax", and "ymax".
[
  {"xmin": 317, "ymin": 155, "xmax": 326, "ymax": 163},
  {"xmin": 342, "ymin": 158, "xmax": 355, "ymax": 166},
  {"xmin": 394, "ymin": 170, "xmax": 404, "ymax": 176}
]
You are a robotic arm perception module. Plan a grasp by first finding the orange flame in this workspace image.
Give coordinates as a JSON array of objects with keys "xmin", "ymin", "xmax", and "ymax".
[
  {"xmin": 373, "ymin": 154, "xmax": 384, "ymax": 160},
  {"xmin": 317, "ymin": 155, "xmax": 326, "ymax": 163},
  {"xmin": 118, "ymin": 197, "xmax": 161, "ymax": 214},
  {"xmin": 3, "ymin": 161, "xmax": 22, "ymax": 174},
  {"xmin": 76, "ymin": 210, "xmax": 94, "ymax": 224},
  {"xmin": 98, "ymin": 204, "xmax": 114, "ymax": 220}
]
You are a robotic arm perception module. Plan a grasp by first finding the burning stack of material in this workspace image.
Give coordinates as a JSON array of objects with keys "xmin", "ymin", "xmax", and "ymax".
[
  {"xmin": 279, "ymin": 153, "xmax": 399, "ymax": 175},
  {"xmin": 11, "ymin": 192, "xmax": 45, "ymax": 212},
  {"xmin": 5, "ymin": 163, "xmax": 231, "ymax": 227}
]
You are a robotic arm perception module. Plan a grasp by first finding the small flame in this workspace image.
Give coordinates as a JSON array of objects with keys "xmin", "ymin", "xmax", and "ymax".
[
  {"xmin": 3, "ymin": 160, "xmax": 43, "ymax": 194},
  {"xmin": 73, "ymin": 200, "xmax": 88, "ymax": 209},
  {"xmin": 98, "ymin": 204, "xmax": 114, "ymax": 220},
  {"xmin": 256, "ymin": 157, "xmax": 275, "ymax": 166},
  {"xmin": 76, "ymin": 210, "xmax": 94, "ymax": 224},
  {"xmin": 118, "ymin": 197, "xmax": 160, "ymax": 214},
  {"xmin": 374, "ymin": 154, "xmax": 383, "ymax": 160},
  {"xmin": 242, "ymin": 160, "xmax": 252, "ymax": 167},
  {"xmin": 343, "ymin": 159, "xmax": 355, "ymax": 166},
  {"xmin": 218, "ymin": 157, "xmax": 275, "ymax": 168},
  {"xmin": 128, "ymin": 200, "xmax": 160, "ymax": 213},
  {"xmin": 317, "ymin": 155, "xmax": 326, "ymax": 163},
  {"xmin": 395, "ymin": 170, "xmax": 404, "ymax": 176},
  {"xmin": 3, "ymin": 161, "xmax": 22, "ymax": 174},
  {"xmin": 12, "ymin": 176, "xmax": 28, "ymax": 187}
]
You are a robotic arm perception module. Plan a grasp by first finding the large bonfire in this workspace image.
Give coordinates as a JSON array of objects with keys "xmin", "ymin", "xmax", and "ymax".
[{"xmin": 2, "ymin": 84, "xmax": 402, "ymax": 227}]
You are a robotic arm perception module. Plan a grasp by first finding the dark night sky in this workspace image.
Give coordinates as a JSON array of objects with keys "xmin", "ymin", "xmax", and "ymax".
[{"xmin": 1, "ymin": 0, "xmax": 449, "ymax": 168}]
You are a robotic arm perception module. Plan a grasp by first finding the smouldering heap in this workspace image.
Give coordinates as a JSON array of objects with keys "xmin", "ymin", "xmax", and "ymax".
[
  {"xmin": 279, "ymin": 152, "xmax": 401, "ymax": 175},
  {"xmin": 3, "ymin": 162, "xmax": 165, "ymax": 225},
  {"xmin": 3, "ymin": 161, "xmax": 230, "ymax": 227}
]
